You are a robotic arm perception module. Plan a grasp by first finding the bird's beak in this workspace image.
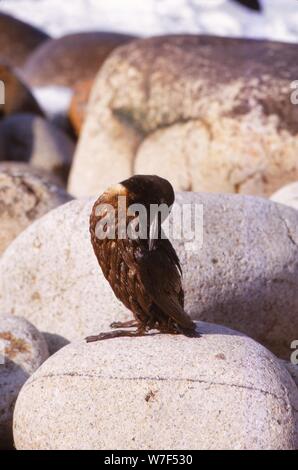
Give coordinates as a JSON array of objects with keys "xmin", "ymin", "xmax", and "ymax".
[{"xmin": 149, "ymin": 212, "xmax": 159, "ymax": 251}]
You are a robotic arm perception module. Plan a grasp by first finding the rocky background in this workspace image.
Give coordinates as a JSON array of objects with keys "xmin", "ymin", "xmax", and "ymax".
[{"xmin": 0, "ymin": 0, "xmax": 298, "ymax": 451}]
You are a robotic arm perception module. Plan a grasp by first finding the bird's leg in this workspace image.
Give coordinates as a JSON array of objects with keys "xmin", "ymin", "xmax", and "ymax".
[
  {"xmin": 157, "ymin": 318, "xmax": 199, "ymax": 337},
  {"xmin": 85, "ymin": 326, "xmax": 146, "ymax": 343},
  {"xmin": 110, "ymin": 319, "xmax": 138, "ymax": 329}
]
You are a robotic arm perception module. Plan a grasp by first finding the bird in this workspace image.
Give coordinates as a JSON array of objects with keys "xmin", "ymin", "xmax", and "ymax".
[
  {"xmin": 231, "ymin": 0, "xmax": 261, "ymax": 11},
  {"xmin": 85, "ymin": 175, "xmax": 197, "ymax": 342}
]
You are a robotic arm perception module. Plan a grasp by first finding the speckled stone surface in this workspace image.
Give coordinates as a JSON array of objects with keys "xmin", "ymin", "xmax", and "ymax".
[
  {"xmin": 68, "ymin": 35, "xmax": 298, "ymax": 197},
  {"xmin": 271, "ymin": 182, "xmax": 298, "ymax": 210},
  {"xmin": 0, "ymin": 315, "xmax": 48, "ymax": 449},
  {"xmin": 0, "ymin": 192, "xmax": 297, "ymax": 358},
  {"xmin": 0, "ymin": 168, "xmax": 72, "ymax": 255},
  {"xmin": 278, "ymin": 360, "xmax": 298, "ymax": 443},
  {"xmin": 13, "ymin": 322, "xmax": 298, "ymax": 450},
  {"xmin": 0, "ymin": 161, "xmax": 66, "ymax": 187}
]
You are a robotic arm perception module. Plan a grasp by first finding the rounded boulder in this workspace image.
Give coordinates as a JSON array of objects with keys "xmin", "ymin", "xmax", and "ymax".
[
  {"xmin": 68, "ymin": 35, "xmax": 298, "ymax": 197},
  {"xmin": 13, "ymin": 322, "xmax": 298, "ymax": 450},
  {"xmin": 0, "ymin": 161, "xmax": 66, "ymax": 187},
  {"xmin": 0, "ymin": 113, "xmax": 74, "ymax": 182},
  {"xmin": 22, "ymin": 32, "xmax": 136, "ymax": 89},
  {"xmin": 0, "ymin": 13, "xmax": 49, "ymax": 68},
  {"xmin": 0, "ymin": 193, "xmax": 297, "ymax": 358},
  {"xmin": 0, "ymin": 168, "xmax": 72, "ymax": 255},
  {"xmin": 0, "ymin": 314, "xmax": 48, "ymax": 449}
]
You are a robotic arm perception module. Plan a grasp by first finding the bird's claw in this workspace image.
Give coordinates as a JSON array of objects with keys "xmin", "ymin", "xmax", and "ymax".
[{"xmin": 85, "ymin": 334, "xmax": 107, "ymax": 343}]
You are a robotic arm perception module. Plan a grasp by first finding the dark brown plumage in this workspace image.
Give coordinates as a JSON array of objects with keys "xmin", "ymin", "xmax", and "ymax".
[{"xmin": 86, "ymin": 175, "xmax": 197, "ymax": 342}]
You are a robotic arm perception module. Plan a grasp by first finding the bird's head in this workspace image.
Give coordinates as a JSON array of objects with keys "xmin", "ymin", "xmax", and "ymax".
[
  {"xmin": 120, "ymin": 175, "xmax": 175, "ymax": 250},
  {"xmin": 120, "ymin": 174, "xmax": 175, "ymax": 208},
  {"xmin": 100, "ymin": 175, "xmax": 175, "ymax": 250}
]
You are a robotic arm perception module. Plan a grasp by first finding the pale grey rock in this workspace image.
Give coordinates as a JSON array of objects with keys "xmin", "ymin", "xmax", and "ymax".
[
  {"xmin": 0, "ymin": 314, "xmax": 48, "ymax": 449},
  {"xmin": 0, "ymin": 193, "xmax": 297, "ymax": 358},
  {"xmin": 13, "ymin": 322, "xmax": 298, "ymax": 450},
  {"xmin": 0, "ymin": 167, "xmax": 72, "ymax": 255},
  {"xmin": 0, "ymin": 161, "xmax": 65, "ymax": 187}
]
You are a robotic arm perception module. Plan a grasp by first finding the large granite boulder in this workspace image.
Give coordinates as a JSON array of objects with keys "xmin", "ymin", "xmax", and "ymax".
[
  {"xmin": 0, "ymin": 192, "xmax": 297, "ymax": 358},
  {"xmin": 68, "ymin": 35, "xmax": 298, "ymax": 197},
  {"xmin": 13, "ymin": 322, "xmax": 298, "ymax": 450}
]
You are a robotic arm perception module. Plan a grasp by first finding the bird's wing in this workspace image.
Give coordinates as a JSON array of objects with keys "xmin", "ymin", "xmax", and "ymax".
[{"xmin": 136, "ymin": 240, "xmax": 194, "ymax": 331}]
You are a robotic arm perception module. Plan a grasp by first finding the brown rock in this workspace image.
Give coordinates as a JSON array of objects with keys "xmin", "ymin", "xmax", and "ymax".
[
  {"xmin": 22, "ymin": 32, "xmax": 136, "ymax": 89},
  {"xmin": 68, "ymin": 35, "xmax": 298, "ymax": 197},
  {"xmin": 0, "ymin": 13, "xmax": 49, "ymax": 68},
  {"xmin": 0, "ymin": 64, "xmax": 43, "ymax": 118},
  {"xmin": 68, "ymin": 79, "xmax": 93, "ymax": 135}
]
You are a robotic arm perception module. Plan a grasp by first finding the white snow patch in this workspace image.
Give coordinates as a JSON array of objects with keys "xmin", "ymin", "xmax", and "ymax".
[
  {"xmin": 0, "ymin": 0, "xmax": 297, "ymax": 43},
  {"xmin": 32, "ymin": 86, "xmax": 73, "ymax": 119}
]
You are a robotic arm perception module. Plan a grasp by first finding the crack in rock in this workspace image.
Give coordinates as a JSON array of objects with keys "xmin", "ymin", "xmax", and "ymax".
[{"xmin": 26, "ymin": 371, "xmax": 298, "ymax": 414}]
